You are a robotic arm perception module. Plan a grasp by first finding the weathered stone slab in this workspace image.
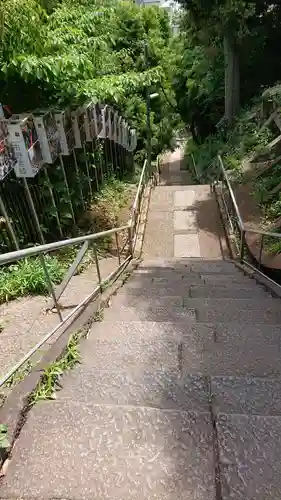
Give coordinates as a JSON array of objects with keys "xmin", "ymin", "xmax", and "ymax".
[
  {"xmin": 217, "ymin": 413, "xmax": 281, "ymax": 499},
  {"xmin": 2, "ymin": 403, "xmax": 216, "ymax": 500},
  {"xmin": 174, "ymin": 234, "xmax": 201, "ymax": 258},
  {"xmin": 60, "ymin": 370, "xmax": 210, "ymax": 412},
  {"xmin": 174, "ymin": 190, "xmax": 196, "ymax": 208},
  {"xmin": 174, "ymin": 210, "xmax": 198, "ymax": 232},
  {"xmin": 212, "ymin": 376, "xmax": 281, "ymax": 416}
]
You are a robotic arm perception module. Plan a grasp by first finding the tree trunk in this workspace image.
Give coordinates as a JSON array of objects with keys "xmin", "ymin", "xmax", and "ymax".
[{"xmin": 224, "ymin": 32, "xmax": 240, "ymax": 126}]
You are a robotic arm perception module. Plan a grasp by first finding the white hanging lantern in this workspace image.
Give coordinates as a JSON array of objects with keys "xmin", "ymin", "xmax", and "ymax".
[
  {"xmin": 33, "ymin": 109, "xmax": 61, "ymax": 164},
  {"xmin": 83, "ymin": 102, "xmax": 95, "ymax": 142},
  {"xmin": 0, "ymin": 121, "xmax": 18, "ymax": 180},
  {"xmin": 71, "ymin": 107, "xmax": 86, "ymax": 149},
  {"xmin": 108, "ymin": 108, "xmax": 115, "ymax": 141},
  {"xmin": 54, "ymin": 109, "xmax": 75, "ymax": 156},
  {"xmin": 99, "ymin": 105, "xmax": 110, "ymax": 140},
  {"xmin": 117, "ymin": 116, "xmax": 123, "ymax": 145},
  {"xmin": 122, "ymin": 121, "xmax": 129, "ymax": 149},
  {"xmin": 131, "ymin": 129, "xmax": 137, "ymax": 151},
  {"xmin": 6, "ymin": 114, "xmax": 43, "ymax": 178},
  {"xmin": 93, "ymin": 103, "xmax": 102, "ymax": 137},
  {"xmin": 128, "ymin": 128, "xmax": 137, "ymax": 152},
  {"xmin": 113, "ymin": 112, "xmax": 118, "ymax": 143}
]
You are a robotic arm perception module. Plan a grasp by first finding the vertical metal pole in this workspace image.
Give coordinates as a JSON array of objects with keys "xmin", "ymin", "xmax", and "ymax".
[
  {"xmin": 93, "ymin": 243, "xmax": 102, "ymax": 290},
  {"xmin": 44, "ymin": 166, "xmax": 63, "ymax": 238},
  {"xmin": 128, "ymin": 225, "xmax": 133, "ymax": 258},
  {"xmin": 83, "ymin": 143, "xmax": 93, "ymax": 201},
  {"xmin": 98, "ymin": 139, "xmax": 104, "ymax": 185},
  {"xmin": 59, "ymin": 156, "xmax": 76, "ymax": 225},
  {"xmin": 115, "ymin": 232, "xmax": 121, "ymax": 265},
  {"xmin": 73, "ymin": 149, "xmax": 85, "ymax": 210},
  {"xmin": 239, "ymin": 229, "xmax": 245, "ymax": 262},
  {"xmin": 144, "ymin": 42, "xmax": 151, "ymax": 175},
  {"xmin": 114, "ymin": 139, "xmax": 118, "ymax": 174},
  {"xmin": 104, "ymin": 140, "xmax": 110, "ymax": 178},
  {"xmin": 23, "ymin": 177, "xmax": 45, "ymax": 244},
  {"xmin": 258, "ymin": 234, "xmax": 264, "ymax": 270},
  {"xmin": 0, "ymin": 194, "xmax": 20, "ymax": 250},
  {"xmin": 91, "ymin": 139, "xmax": 100, "ymax": 189},
  {"xmin": 39, "ymin": 254, "xmax": 63, "ymax": 321}
]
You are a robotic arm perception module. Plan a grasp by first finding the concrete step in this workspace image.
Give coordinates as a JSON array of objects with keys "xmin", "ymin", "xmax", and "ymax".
[
  {"xmin": 205, "ymin": 323, "xmax": 281, "ymax": 377},
  {"xmin": 211, "ymin": 375, "xmax": 281, "ymax": 416},
  {"xmin": 160, "ymin": 170, "xmax": 194, "ymax": 185},
  {"xmin": 78, "ymin": 336, "xmax": 182, "ymax": 373},
  {"xmin": 133, "ymin": 268, "xmax": 239, "ymax": 279},
  {"xmin": 112, "ymin": 294, "xmax": 184, "ymax": 307},
  {"xmin": 88, "ymin": 320, "xmax": 214, "ymax": 342},
  {"xmin": 139, "ymin": 259, "xmax": 237, "ymax": 274},
  {"xmin": 59, "ymin": 368, "xmax": 210, "ymax": 413},
  {"xmin": 189, "ymin": 285, "xmax": 270, "ymax": 298},
  {"xmin": 1, "ymin": 402, "xmax": 216, "ymax": 500},
  {"xmin": 87, "ymin": 321, "xmax": 281, "ymax": 378},
  {"xmin": 103, "ymin": 302, "xmax": 196, "ymax": 322},
  {"xmin": 201, "ymin": 273, "xmax": 252, "ymax": 284},
  {"xmin": 126, "ymin": 275, "xmax": 205, "ymax": 287},
  {"xmin": 118, "ymin": 284, "xmax": 269, "ymax": 300},
  {"xmin": 184, "ymin": 298, "xmax": 281, "ymax": 324},
  {"xmin": 216, "ymin": 413, "xmax": 281, "ymax": 499}
]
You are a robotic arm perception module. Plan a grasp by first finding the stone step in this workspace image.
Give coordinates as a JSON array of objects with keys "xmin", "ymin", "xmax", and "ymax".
[
  {"xmin": 1, "ymin": 402, "xmax": 216, "ymax": 500},
  {"xmin": 126, "ymin": 275, "xmax": 205, "ymax": 287},
  {"xmin": 184, "ymin": 298, "xmax": 281, "ymax": 324},
  {"xmin": 139, "ymin": 259, "xmax": 237, "ymax": 273},
  {"xmin": 205, "ymin": 323, "xmax": 281, "ymax": 377},
  {"xmin": 201, "ymin": 273, "xmax": 252, "ymax": 284},
  {"xmin": 112, "ymin": 294, "xmax": 184, "ymax": 307},
  {"xmin": 160, "ymin": 170, "xmax": 193, "ymax": 185},
  {"xmin": 189, "ymin": 285, "xmax": 270, "ymax": 298},
  {"xmin": 133, "ymin": 268, "xmax": 239, "ymax": 279},
  {"xmin": 78, "ymin": 336, "xmax": 182, "ymax": 373},
  {"xmin": 211, "ymin": 375, "xmax": 281, "ymax": 416},
  {"xmin": 59, "ymin": 368, "xmax": 210, "ymax": 413},
  {"xmin": 216, "ymin": 413, "xmax": 281, "ymax": 499},
  {"xmin": 118, "ymin": 284, "xmax": 268, "ymax": 300},
  {"xmin": 89, "ymin": 320, "xmax": 213, "ymax": 342},
  {"xmin": 103, "ymin": 302, "xmax": 196, "ymax": 322},
  {"xmin": 87, "ymin": 321, "xmax": 281, "ymax": 377}
]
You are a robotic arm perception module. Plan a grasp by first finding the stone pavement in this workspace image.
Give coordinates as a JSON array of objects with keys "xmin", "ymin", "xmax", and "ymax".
[
  {"xmin": 143, "ymin": 149, "xmax": 228, "ymax": 259},
  {"xmin": 2, "ymin": 148, "xmax": 281, "ymax": 499}
]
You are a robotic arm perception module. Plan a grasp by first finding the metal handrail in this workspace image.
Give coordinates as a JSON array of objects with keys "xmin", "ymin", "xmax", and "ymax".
[
  {"xmin": 217, "ymin": 155, "xmax": 281, "ymax": 240},
  {"xmin": 0, "ymin": 156, "xmax": 155, "ymax": 388},
  {"xmin": 191, "ymin": 153, "xmax": 216, "ymax": 184},
  {"xmin": 0, "ymin": 226, "xmax": 130, "ymax": 266},
  {"xmin": 217, "ymin": 156, "xmax": 244, "ymax": 230},
  {"xmin": 216, "ymin": 154, "xmax": 281, "ymax": 276}
]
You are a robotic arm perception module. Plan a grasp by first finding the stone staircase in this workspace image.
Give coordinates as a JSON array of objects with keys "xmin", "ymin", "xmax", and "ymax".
[{"xmin": 2, "ymin": 151, "xmax": 281, "ymax": 499}]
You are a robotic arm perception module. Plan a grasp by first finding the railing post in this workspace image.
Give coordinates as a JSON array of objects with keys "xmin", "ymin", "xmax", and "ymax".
[
  {"xmin": 128, "ymin": 225, "xmax": 134, "ymax": 258},
  {"xmin": 115, "ymin": 232, "xmax": 121, "ymax": 265},
  {"xmin": 240, "ymin": 229, "xmax": 245, "ymax": 262},
  {"xmin": 39, "ymin": 254, "xmax": 63, "ymax": 321},
  {"xmin": 23, "ymin": 177, "xmax": 45, "ymax": 245},
  {"xmin": 59, "ymin": 156, "xmax": 76, "ymax": 225},
  {"xmin": 43, "ymin": 166, "xmax": 63, "ymax": 238},
  {"xmin": 258, "ymin": 234, "xmax": 264, "ymax": 270},
  {"xmin": 0, "ymin": 194, "xmax": 20, "ymax": 250},
  {"xmin": 93, "ymin": 243, "xmax": 102, "ymax": 292}
]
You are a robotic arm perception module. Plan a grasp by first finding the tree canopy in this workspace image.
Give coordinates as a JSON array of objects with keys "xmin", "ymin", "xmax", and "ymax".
[
  {"xmin": 0, "ymin": 0, "xmax": 180, "ymax": 157},
  {"xmin": 175, "ymin": 0, "xmax": 281, "ymax": 138}
]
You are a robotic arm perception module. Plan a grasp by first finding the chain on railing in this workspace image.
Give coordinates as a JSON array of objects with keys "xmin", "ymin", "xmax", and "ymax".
[
  {"xmin": 0, "ymin": 156, "xmax": 157, "ymax": 389},
  {"xmin": 215, "ymin": 154, "xmax": 281, "ymax": 285}
]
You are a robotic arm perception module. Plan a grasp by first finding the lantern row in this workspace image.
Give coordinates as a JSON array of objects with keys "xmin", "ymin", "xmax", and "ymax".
[{"xmin": 0, "ymin": 104, "xmax": 137, "ymax": 180}]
